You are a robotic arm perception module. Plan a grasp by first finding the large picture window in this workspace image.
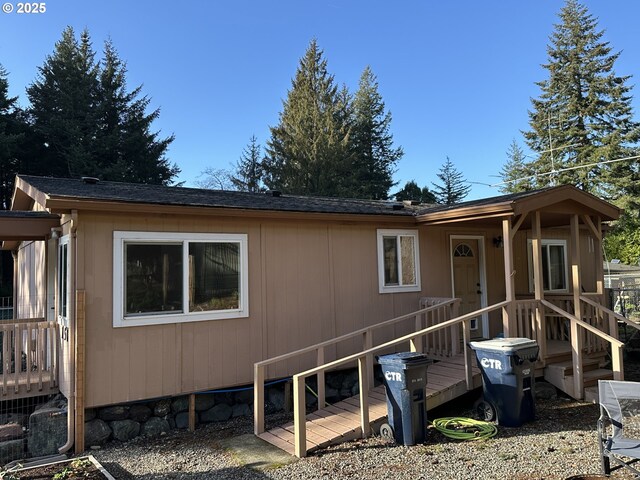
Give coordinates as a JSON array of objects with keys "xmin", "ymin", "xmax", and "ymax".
[
  {"xmin": 527, "ymin": 239, "xmax": 568, "ymax": 293},
  {"xmin": 114, "ymin": 232, "xmax": 248, "ymax": 327},
  {"xmin": 377, "ymin": 229, "xmax": 421, "ymax": 293}
]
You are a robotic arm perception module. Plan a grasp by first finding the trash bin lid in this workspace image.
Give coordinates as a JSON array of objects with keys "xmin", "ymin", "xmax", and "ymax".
[
  {"xmin": 469, "ymin": 337, "xmax": 538, "ymax": 353},
  {"xmin": 377, "ymin": 352, "xmax": 432, "ymax": 367}
]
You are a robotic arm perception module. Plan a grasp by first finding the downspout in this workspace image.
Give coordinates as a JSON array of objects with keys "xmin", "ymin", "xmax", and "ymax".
[
  {"xmin": 59, "ymin": 211, "xmax": 78, "ymax": 454},
  {"xmin": 11, "ymin": 250, "xmax": 17, "ymax": 319}
]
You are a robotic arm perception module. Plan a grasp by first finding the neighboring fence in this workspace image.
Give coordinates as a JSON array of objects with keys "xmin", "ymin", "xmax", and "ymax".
[
  {"xmin": 608, "ymin": 287, "xmax": 640, "ymax": 320},
  {"xmin": 0, "ymin": 297, "xmax": 12, "ymax": 321}
]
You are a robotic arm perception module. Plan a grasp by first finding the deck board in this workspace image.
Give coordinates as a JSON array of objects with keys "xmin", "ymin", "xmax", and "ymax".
[{"xmin": 258, "ymin": 353, "xmax": 481, "ymax": 457}]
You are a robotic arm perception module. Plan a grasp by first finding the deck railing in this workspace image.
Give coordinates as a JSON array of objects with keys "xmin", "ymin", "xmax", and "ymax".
[
  {"xmin": 254, "ymin": 298, "xmax": 460, "ymax": 444},
  {"xmin": 0, "ymin": 297, "xmax": 12, "ymax": 321},
  {"xmin": 0, "ymin": 318, "xmax": 58, "ymax": 398},
  {"xmin": 541, "ymin": 298, "xmax": 625, "ymax": 399},
  {"xmin": 255, "ymin": 300, "xmax": 514, "ymax": 458}
]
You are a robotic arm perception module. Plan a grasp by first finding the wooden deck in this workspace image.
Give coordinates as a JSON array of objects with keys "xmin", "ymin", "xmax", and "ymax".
[
  {"xmin": 0, "ymin": 370, "xmax": 58, "ymax": 401},
  {"xmin": 258, "ymin": 354, "xmax": 482, "ymax": 456}
]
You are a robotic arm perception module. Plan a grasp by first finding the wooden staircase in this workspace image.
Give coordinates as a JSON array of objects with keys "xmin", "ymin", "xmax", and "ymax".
[{"xmin": 543, "ymin": 341, "xmax": 613, "ymax": 401}]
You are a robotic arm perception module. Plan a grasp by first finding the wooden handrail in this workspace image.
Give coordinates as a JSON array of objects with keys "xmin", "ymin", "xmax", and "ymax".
[
  {"xmin": 580, "ymin": 295, "xmax": 640, "ymax": 331},
  {"xmin": 285, "ymin": 300, "xmax": 509, "ymax": 457},
  {"xmin": 254, "ymin": 299, "xmax": 458, "ymax": 368},
  {"xmin": 254, "ymin": 298, "xmax": 459, "ymax": 437},
  {"xmin": 541, "ymin": 299, "xmax": 624, "ymax": 398},
  {"xmin": 541, "ymin": 300, "xmax": 623, "ymax": 347}
]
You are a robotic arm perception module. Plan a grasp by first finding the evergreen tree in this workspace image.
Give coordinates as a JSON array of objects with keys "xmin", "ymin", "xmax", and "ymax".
[
  {"xmin": 523, "ymin": 0, "xmax": 640, "ymax": 197},
  {"xmin": 350, "ymin": 66, "xmax": 402, "ymax": 199},
  {"xmin": 432, "ymin": 157, "xmax": 470, "ymax": 205},
  {"xmin": 26, "ymin": 27, "xmax": 178, "ymax": 184},
  {"xmin": 97, "ymin": 41, "xmax": 178, "ymax": 184},
  {"xmin": 27, "ymin": 27, "xmax": 101, "ymax": 178},
  {"xmin": 230, "ymin": 135, "xmax": 264, "ymax": 192},
  {"xmin": 0, "ymin": 65, "xmax": 22, "ymax": 210},
  {"xmin": 499, "ymin": 140, "xmax": 535, "ymax": 193},
  {"xmin": 394, "ymin": 180, "xmax": 436, "ymax": 204},
  {"xmin": 264, "ymin": 40, "xmax": 351, "ymax": 196}
]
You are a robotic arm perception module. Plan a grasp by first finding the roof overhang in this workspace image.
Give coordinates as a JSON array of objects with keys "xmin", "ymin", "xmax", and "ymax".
[
  {"xmin": 415, "ymin": 185, "xmax": 621, "ymax": 227},
  {"xmin": 0, "ymin": 211, "xmax": 61, "ymax": 250}
]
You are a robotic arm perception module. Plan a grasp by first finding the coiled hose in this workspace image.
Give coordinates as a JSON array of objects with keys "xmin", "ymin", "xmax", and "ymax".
[{"xmin": 431, "ymin": 417, "xmax": 498, "ymax": 441}]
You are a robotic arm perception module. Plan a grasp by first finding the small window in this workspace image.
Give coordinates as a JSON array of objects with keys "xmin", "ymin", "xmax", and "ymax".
[
  {"xmin": 453, "ymin": 243, "xmax": 474, "ymax": 257},
  {"xmin": 527, "ymin": 239, "xmax": 568, "ymax": 293},
  {"xmin": 377, "ymin": 230, "xmax": 421, "ymax": 293},
  {"xmin": 114, "ymin": 232, "xmax": 248, "ymax": 327}
]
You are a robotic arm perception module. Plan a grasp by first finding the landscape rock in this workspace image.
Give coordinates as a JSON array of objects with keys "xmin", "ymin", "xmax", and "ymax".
[
  {"xmin": 175, "ymin": 412, "xmax": 198, "ymax": 429},
  {"xmin": 99, "ymin": 405, "xmax": 129, "ymax": 422},
  {"xmin": 0, "ymin": 439, "xmax": 24, "ymax": 464},
  {"xmin": 213, "ymin": 392, "xmax": 234, "ymax": 406},
  {"xmin": 326, "ymin": 372, "xmax": 346, "ymax": 390},
  {"xmin": 129, "ymin": 404, "xmax": 152, "ymax": 423},
  {"xmin": 0, "ymin": 423, "xmax": 23, "ymax": 442},
  {"xmin": 232, "ymin": 403, "xmax": 251, "ymax": 418},
  {"xmin": 171, "ymin": 396, "xmax": 189, "ymax": 414},
  {"xmin": 153, "ymin": 399, "xmax": 171, "ymax": 417},
  {"xmin": 0, "ymin": 413, "xmax": 28, "ymax": 427},
  {"xmin": 110, "ymin": 419, "xmax": 140, "ymax": 442},
  {"xmin": 234, "ymin": 389, "xmax": 253, "ymax": 405},
  {"xmin": 28, "ymin": 407, "xmax": 67, "ymax": 456},
  {"xmin": 85, "ymin": 419, "xmax": 112, "ymax": 446},
  {"xmin": 267, "ymin": 388, "xmax": 285, "ymax": 411},
  {"xmin": 84, "ymin": 408, "xmax": 97, "ymax": 422},
  {"xmin": 141, "ymin": 417, "xmax": 170, "ymax": 437},
  {"xmin": 35, "ymin": 394, "xmax": 67, "ymax": 411},
  {"xmin": 195, "ymin": 395, "xmax": 216, "ymax": 412},
  {"xmin": 200, "ymin": 404, "xmax": 232, "ymax": 423}
]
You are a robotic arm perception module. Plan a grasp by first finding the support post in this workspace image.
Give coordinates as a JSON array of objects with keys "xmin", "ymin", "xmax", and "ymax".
[
  {"xmin": 316, "ymin": 347, "xmax": 325, "ymax": 410},
  {"xmin": 74, "ymin": 290, "xmax": 86, "ymax": 454},
  {"xmin": 188, "ymin": 394, "xmax": 196, "ymax": 432},
  {"xmin": 253, "ymin": 364, "xmax": 265, "ymax": 434},
  {"xmin": 570, "ymin": 214, "xmax": 584, "ymax": 399},
  {"xmin": 502, "ymin": 219, "xmax": 516, "ymax": 336},
  {"xmin": 463, "ymin": 318, "xmax": 473, "ymax": 390},
  {"xmin": 531, "ymin": 211, "xmax": 546, "ymax": 361},
  {"xmin": 363, "ymin": 331, "xmax": 374, "ymax": 391},
  {"xmin": 293, "ymin": 374, "xmax": 307, "ymax": 458},
  {"xmin": 358, "ymin": 356, "xmax": 370, "ymax": 438}
]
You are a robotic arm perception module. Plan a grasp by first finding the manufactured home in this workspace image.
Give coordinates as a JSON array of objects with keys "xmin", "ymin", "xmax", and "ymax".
[{"xmin": 0, "ymin": 174, "xmax": 632, "ymax": 456}]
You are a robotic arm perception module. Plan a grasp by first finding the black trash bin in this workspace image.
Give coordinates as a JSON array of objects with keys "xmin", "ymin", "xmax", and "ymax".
[
  {"xmin": 377, "ymin": 352, "xmax": 431, "ymax": 445},
  {"xmin": 469, "ymin": 337, "xmax": 539, "ymax": 427}
]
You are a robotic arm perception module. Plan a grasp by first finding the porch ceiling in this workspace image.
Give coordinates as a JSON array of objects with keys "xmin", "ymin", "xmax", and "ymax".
[{"xmin": 0, "ymin": 211, "xmax": 60, "ymax": 250}]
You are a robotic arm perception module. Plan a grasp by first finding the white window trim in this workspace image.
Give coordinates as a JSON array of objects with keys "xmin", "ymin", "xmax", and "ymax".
[
  {"xmin": 58, "ymin": 234, "xmax": 71, "ymax": 327},
  {"xmin": 113, "ymin": 231, "xmax": 249, "ymax": 327},
  {"xmin": 376, "ymin": 229, "xmax": 421, "ymax": 294},
  {"xmin": 527, "ymin": 239, "xmax": 569, "ymax": 293}
]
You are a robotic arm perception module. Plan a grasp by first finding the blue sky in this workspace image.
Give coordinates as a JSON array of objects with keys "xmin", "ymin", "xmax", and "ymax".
[{"xmin": 1, "ymin": 1, "xmax": 639, "ymax": 199}]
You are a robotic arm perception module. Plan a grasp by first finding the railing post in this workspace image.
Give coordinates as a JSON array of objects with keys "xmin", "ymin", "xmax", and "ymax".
[
  {"xmin": 358, "ymin": 356, "xmax": 370, "ymax": 438},
  {"xmin": 412, "ymin": 313, "xmax": 423, "ymax": 354},
  {"xmin": 317, "ymin": 347, "xmax": 326, "ymax": 410},
  {"xmin": 607, "ymin": 312, "xmax": 618, "ymax": 341},
  {"xmin": 612, "ymin": 345, "xmax": 624, "ymax": 381},
  {"xmin": 462, "ymin": 318, "xmax": 473, "ymax": 390},
  {"xmin": 253, "ymin": 364, "xmax": 265, "ymax": 435},
  {"xmin": 570, "ymin": 320, "xmax": 584, "ymax": 400},
  {"xmin": 537, "ymin": 302, "xmax": 547, "ymax": 363},
  {"xmin": 293, "ymin": 374, "xmax": 307, "ymax": 458},
  {"xmin": 363, "ymin": 330, "xmax": 374, "ymax": 390},
  {"xmin": 451, "ymin": 301, "xmax": 460, "ymax": 355}
]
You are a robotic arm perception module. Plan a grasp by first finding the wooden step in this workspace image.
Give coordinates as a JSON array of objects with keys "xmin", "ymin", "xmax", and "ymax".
[
  {"xmin": 545, "ymin": 357, "xmax": 601, "ymax": 377},
  {"xmin": 553, "ymin": 368, "xmax": 613, "ymax": 399}
]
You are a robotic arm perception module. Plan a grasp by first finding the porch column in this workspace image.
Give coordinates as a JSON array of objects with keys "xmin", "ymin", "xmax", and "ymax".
[
  {"xmin": 12, "ymin": 251, "xmax": 17, "ymax": 319},
  {"xmin": 502, "ymin": 218, "xmax": 516, "ymax": 336},
  {"xmin": 531, "ymin": 211, "xmax": 546, "ymax": 360},
  {"xmin": 594, "ymin": 216, "xmax": 604, "ymax": 297},
  {"xmin": 570, "ymin": 214, "xmax": 584, "ymax": 399}
]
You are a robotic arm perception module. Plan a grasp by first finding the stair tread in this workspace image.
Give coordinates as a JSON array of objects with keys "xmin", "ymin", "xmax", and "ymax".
[{"xmin": 546, "ymin": 358, "xmax": 600, "ymax": 369}]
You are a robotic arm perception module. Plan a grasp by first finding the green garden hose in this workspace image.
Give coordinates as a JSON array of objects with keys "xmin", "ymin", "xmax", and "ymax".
[{"xmin": 431, "ymin": 417, "xmax": 498, "ymax": 441}]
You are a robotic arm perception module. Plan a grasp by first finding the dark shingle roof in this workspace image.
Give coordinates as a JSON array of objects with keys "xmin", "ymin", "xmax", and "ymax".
[
  {"xmin": 0, "ymin": 210, "xmax": 59, "ymax": 219},
  {"xmin": 18, "ymin": 175, "xmax": 420, "ymax": 216}
]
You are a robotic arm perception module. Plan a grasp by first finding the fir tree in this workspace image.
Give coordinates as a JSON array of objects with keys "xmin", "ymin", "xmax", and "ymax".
[
  {"xmin": 523, "ymin": 0, "xmax": 640, "ymax": 197},
  {"xmin": 350, "ymin": 66, "xmax": 402, "ymax": 199},
  {"xmin": 499, "ymin": 140, "xmax": 535, "ymax": 193},
  {"xmin": 26, "ymin": 27, "xmax": 178, "ymax": 184},
  {"xmin": 432, "ymin": 157, "xmax": 470, "ymax": 205},
  {"xmin": 0, "ymin": 65, "xmax": 22, "ymax": 210},
  {"xmin": 230, "ymin": 135, "xmax": 264, "ymax": 192},
  {"xmin": 264, "ymin": 40, "xmax": 351, "ymax": 196},
  {"xmin": 394, "ymin": 180, "xmax": 436, "ymax": 204}
]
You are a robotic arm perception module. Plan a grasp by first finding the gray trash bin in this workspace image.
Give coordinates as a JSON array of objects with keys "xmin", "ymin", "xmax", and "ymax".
[
  {"xmin": 469, "ymin": 337, "xmax": 538, "ymax": 427},
  {"xmin": 377, "ymin": 352, "xmax": 431, "ymax": 445}
]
